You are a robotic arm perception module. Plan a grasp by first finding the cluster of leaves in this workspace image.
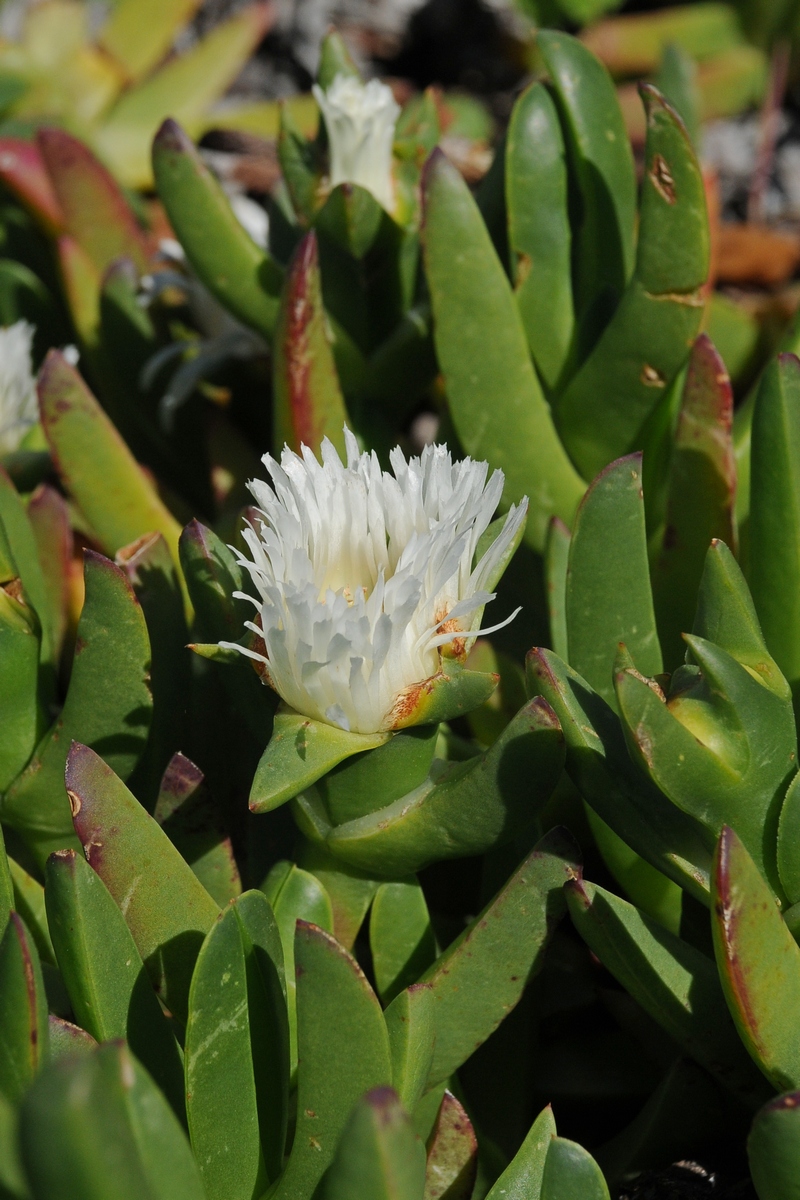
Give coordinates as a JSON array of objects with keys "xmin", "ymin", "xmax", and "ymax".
[{"xmin": 4, "ymin": 18, "xmax": 800, "ymax": 1200}]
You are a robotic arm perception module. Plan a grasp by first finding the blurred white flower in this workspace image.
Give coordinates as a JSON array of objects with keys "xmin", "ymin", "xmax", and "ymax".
[
  {"xmin": 0, "ymin": 321, "xmax": 37, "ymax": 456},
  {"xmin": 313, "ymin": 74, "xmax": 400, "ymax": 212},
  {"xmin": 223, "ymin": 430, "xmax": 527, "ymax": 734}
]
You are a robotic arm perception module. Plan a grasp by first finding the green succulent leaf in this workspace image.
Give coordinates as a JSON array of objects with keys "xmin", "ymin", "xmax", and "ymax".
[
  {"xmin": 185, "ymin": 892, "xmax": 289, "ymax": 1199},
  {"xmin": 66, "ymin": 742, "xmax": 219, "ymax": 1026},
  {"xmin": 2, "ymin": 551, "xmax": 152, "ymax": 869},
  {"xmin": 748, "ymin": 1090, "xmax": 800, "ymax": 1200},
  {"xmin": 421, "ymin": 147, "xmax": 586, "ymax": 553},
  {"xmin": 0, "ymin": 466, "xmax": 54, "ymax": 667},
  {"xmin": 98, "ymin": 0, "xmax": 203, "ymax": 83},
  {"xmin": 296, "ymin": 843, "xmax": 379, "ymax": 951},
  {"xmin": 383, "ymin": 984, "xmax": 435, "ymax": 1116},
  {"xmin": 566, "ymin": 876, "xmax": 769, "ymax": 1105},
  {"xmin": 250, "ymin": 705, "xmax": 390, "ymax": 814},
  {"xmin": 535, "ymin": 31, "xmax": 636, "ymax": 325},
  {"xmin": 37, "ymin": 352, "xmax": 184, "ymax": 595},
  {"xmin": 506, "ymin": 82, "xmax": 574, "ymax": 394},
  {"xmin": 652, "ymin": 336, "xmax": 737, "ymax": 668},
  {"xmin": 44, "ymin": 848, "xmax": 184, "ymax": 1118},
  {"xmin": 545, "ymin": 517, "xmax": 570, "ymax": 662},
  {"xmin": 320, "ymin": 1086, "xmax": 427, "ymax": 1200},
  {"xmin": 615, "ymin": 625, "xmax": 795, "ymax": 900},
  {"xmin": 424, "ymin": 1091, "xmax": 477, "ymax": 1200},
  {"xmin": 151, "ymin": 118, "xmax": 282, "ymax": 337},
  {"xmin": 0, "ymin": 913, "xmax": 48, "ymax": 1106},
  {"xmin": 268, "ymin": 921, "xmax": 392, "ymax": 1200},
  {"xmin": 556, "ymin": 85, "xmax": 709, "ymax": 479},
  {"xmin": 421, "ymin": 827, "xmax": 580, "ymax": 1087},
  {"xmin": 317, "ymin": 698, "xmax": 565, "ymax": 877},
  {"xmin": 712, "ymin": 825, "xmax": 800, "ymax": 1093},
  {"xmin": 526, "ymin": 647, "xmax": 714, "ymax": 901},
  {"xmin": 540, "ymin": 1138, "xmax": 610, "ymax": 1200},
  {"xmin": 26, "ymin": 484, "xmax": 71, "ymax": 668},
  {"xmin": 485, "ymin": 1104, "xmax": 555, "ymax": 1200},
  {"xmin": 260, "ymin": 860, "xmax": 333, "ymax": 1077},
  {"xmin": 749, "ymin": 353, "xmax": 800, "ymax": 705},
  {"xmin": 19, "ymin": 1042, "xmax": 205, "ymax": 1200},
  {"xmin": 565, "ymin": 452, "xmax": 662, "ymax": 708},
  {"xmin": 370, "ymin": 877, "xmax": 436, "ymax": 1004},
  {"xmin": 0, "ymin": 579, "xmax": 40, "ymax": 794}
]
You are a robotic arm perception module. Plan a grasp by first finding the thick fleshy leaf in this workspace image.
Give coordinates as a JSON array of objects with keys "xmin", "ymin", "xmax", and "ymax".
[
  {"xmin": 268, "ymin": 922, "xmax": 392, "ymax": 1200},
  {"xmin": 0, "ymin": 830, "xmax": 13, "ymax": 940},
  {"xmin": 67, "ymin": 743, "xmax": 219, "ymax": 1025},
  {"xmin": 712, "ymin": 826, "xmax": 800, "ymax": 1092},
  {"xmin": 0, "ymin": 465, "xmax": 54, "ymax": 666},
  {"xmin": 260, "ymin": 860, "xmax": 333, "ymax": 1076},
  {"xmin": 566, "ymin": 876, "xmax": 769, "ymax": 1105},
  {"xmin": 19, "ymin": 1042, "xmax": 205, "ymax": 1200},
  {"xmin": 536, "ymin": 32, "xmax": 636, "ymax": 324},
  {"xmin": 116, "ymin": 532, "xmax": 191, "ymax": 808},
  {"xmin": 99, "ymin": 0, "xmax": 203, "ymax": 82},
  {"xmin": 0, "ymin": 139, "xmax": 63, "ymax": 234},
  {"xmin": 251, "ymin": 706, "xmax": 390, "ymax": 814},
  {"xmin": 526, "ymin": 647, "xmax": 713, "ymax": 901},
  {"xmin": 26, "ymin": 484, "xmax": 71, "ymax": 666},
  {"xmin": 37, "ymin": 128, "xmax": 149, "ymax": 275},
  {"xmin": 370, "ymin": 878, "xmax": 436, "ymax": 1003},
  {"xmin": 151, "ymin": 118, "xmax": 282, "ymax": 335},
  {"xmin": 315, "ymin": 698, "xmax": 565, "ymax": 877},
  {"xmin": 384, "ymin": 982, "xmax": 436, "ymax": 1115},
  {"xmin": 541, "ymin": 1138, "xmax": 610, "ymax": 1200},
  {"xmin": 748, "ymin": 1090, "xmax": 800, "ymax": 1200},
  {"xmin": 652, "ymin": 335, "xmax": 736, "ymax": 668},
  {"xmin": 0, "ymin": 914, "xmax": 48, "ymax": 1105},
  {"xmin": 0, "ymin": 580, "xmax": 40, "ymax": 794},
  {"xmin": 545, "ymin": 518, "xmax": 570, "ymax": 661},
  {"xmin": 566, "ymin": 453, "xmax": 662, "ymax": 708},
  {"xmin": 47, "ymin": 1015, "xmax": 97, "ymax": 1061},
  {"xmin": 615, "ymin": 629, "xmax": 795, "ymax": 900},
  {"xmin": 154, "ymin": 753, "xmax": 241, "ymax": 906},
  {"xmin": 38, "ymin": 352, "xmax": 183, "ymax": 583},
  {"xmin": 273, "ymin": 231, "xmax": 349, "ymax": 457},
  {"xmin": 749, "ymin": 354, "xmax": 800, "ymax": 703},
  {"xmin": 2, "ymin": 552, "xmax": 152, "ymax": 868},
  {"xmin": 424, "ymin": 1091, "xmax": 477, "ymax": 1200},
  {"xmin": 506, "ymin": 82, "xmax": 573, "ymax": 393},
  {"xmin": 44, "ymin": 849, "xmax": 184, "ymax": 1119},
  {"xmin": 97, "ymin": 5, "xmax": 274, "ymax": 188},
  {"xmin": 320, "ymin": 1087, "xmax": 427, "ymax": 1200},
  {"xmin": 485, "ymin": 1105, "xmax": 555, "ymax": 1200},
  {"xmin": 556, "ymin": 86, "xmax": 709, "ymax": 479},
  {"xmin": 185, "ymin": 895, "xmax": 287, "ymax": 1199},
  {"xmin": 297, "ymin": 843, "xmax": 379, "ymax": 950},
  {"xmin": 421, "ymin": 828, "xmax": 579, "ymax": 1086},
  {"xmin": 421, "ymin": 147, "xmax": 585, "ymax": 553}
]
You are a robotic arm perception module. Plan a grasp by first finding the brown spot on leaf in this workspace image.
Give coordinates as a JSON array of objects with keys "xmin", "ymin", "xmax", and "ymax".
[
  {"xmin": 650, "ymin": 153, "xmax": 676, "ymax": 204},
  {"xmin": 641, "ymin": 363, "xmax": 666, "ymax": 388}
]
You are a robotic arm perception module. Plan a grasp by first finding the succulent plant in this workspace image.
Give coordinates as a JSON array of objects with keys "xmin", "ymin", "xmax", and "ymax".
[{"xmin": 3, "ymin": 14, "xmax": 800, "ymax": 1200}]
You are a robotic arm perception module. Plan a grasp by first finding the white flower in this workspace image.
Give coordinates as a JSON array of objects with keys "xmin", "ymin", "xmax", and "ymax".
[
  {"xmin": 222, "ymin": 430, "xmax": 527, "ymax": 734},
  {"xmin": 0, "ymin": 321, "xmax": 37, "ymax": 457},
  {"xmin": 312, "ymin": 74, "xmax": 401, "ymax": 213}
]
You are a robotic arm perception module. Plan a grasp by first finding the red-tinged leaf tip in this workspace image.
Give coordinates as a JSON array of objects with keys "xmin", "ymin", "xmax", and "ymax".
[
  {"xmin": 363, "ymin": 1086, "xmax": 403, "ymax": 1122},
  {"xmin": 153, "ymin": 118, "xmax": 193, "ymax": 155},
  {"xmin": 564, "ymin": 877, "xmax": 590, "ymax": 907},
  {"xmin": 420, "ymin": 145, "xmax": 449, "ymax": 195},
  {"xmin": 159, "ymin": 752, "xmax": 204, "ymax": 801},
  {"xmin": 528, "ymin": 695, "xmax": 562, "ymax": 734},
  {"xmin": 762, "ymin": 1090, "xmax": 800, "ymax": 1114},
  {"xmin": 778, "ymin": 352, "xmax": 800, "ymax": 373},
  {"xmin": 47, "ymin": 848, "xmax": 77, "ymax": 868}
]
